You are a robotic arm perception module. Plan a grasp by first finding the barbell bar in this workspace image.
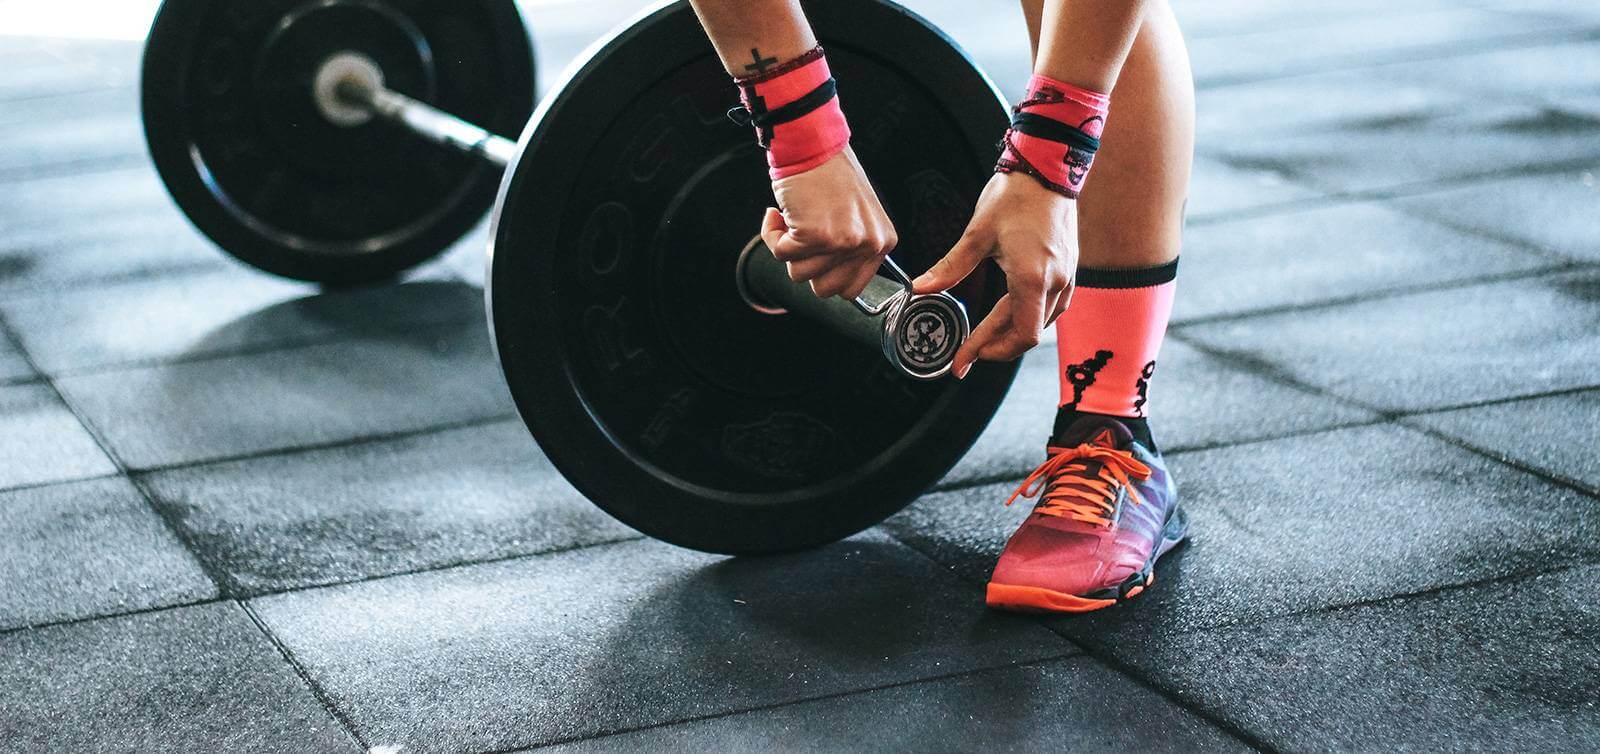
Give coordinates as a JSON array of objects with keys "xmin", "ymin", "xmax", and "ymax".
[{"xmin": 312, "ymin": 51, "xmax": 518, "ymax": 167}]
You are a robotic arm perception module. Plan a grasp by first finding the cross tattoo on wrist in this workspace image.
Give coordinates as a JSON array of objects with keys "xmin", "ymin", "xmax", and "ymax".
[{"xmin": 744, "ymin": 48, "xmax": 778, "ymax": 74}]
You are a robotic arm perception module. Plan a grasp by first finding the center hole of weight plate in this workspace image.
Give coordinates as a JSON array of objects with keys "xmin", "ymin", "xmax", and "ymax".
[{"xmin": 312, "ymin": 51, "xmax": 384, "ymax": 128}]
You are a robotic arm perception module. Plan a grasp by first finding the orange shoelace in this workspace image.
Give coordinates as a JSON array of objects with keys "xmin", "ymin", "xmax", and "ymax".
[{"xmin": 1004, "ymin": 443, "xmax": 1153, "ymax": 527}]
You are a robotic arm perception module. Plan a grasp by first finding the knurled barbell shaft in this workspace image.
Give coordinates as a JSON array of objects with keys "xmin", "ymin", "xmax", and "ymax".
[{"xmin": 335, "ymin": 73, "xmax": 517, "ymax": 167}]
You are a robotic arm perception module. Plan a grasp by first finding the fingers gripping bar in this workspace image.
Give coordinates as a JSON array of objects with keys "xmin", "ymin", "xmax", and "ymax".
[{"xmin": 737, "ymin": 239, "xmax": 970, "ymax": 380}]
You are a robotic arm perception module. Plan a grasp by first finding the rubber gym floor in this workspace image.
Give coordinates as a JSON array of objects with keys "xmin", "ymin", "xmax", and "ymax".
[{"xmin": 2, "ymin": 0, "xmax": 1598, "ymax": 751}]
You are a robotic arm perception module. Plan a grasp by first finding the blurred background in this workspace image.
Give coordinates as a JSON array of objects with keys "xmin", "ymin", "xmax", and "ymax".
[{"xmin": 1, "ymin": 1, "xmax": 1597, "ymax": 752}]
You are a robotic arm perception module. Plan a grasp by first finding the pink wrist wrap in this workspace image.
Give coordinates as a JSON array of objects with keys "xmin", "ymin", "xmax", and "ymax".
[
  {"xmin": 995, "ymin": 74, "xmax": 1110, "ymax": 199},
  {"xmin": 731, "ymin": 47, "xmax": 852, "ymax": 180}
]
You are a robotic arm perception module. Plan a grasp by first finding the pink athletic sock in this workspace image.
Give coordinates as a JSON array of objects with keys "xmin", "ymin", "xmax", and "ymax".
[{"xmin": 1055, "ymin": 260, "xmax": 1179, "ymax": 419}]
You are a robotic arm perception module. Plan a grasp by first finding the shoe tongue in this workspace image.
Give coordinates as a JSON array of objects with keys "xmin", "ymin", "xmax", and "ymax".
[{"xmin": 1051, "ymin": 415, "xmax": 1133, "ymax": 450}]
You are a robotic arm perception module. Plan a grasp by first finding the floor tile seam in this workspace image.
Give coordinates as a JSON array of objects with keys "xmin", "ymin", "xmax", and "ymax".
[
  {"xmin": 38, "ymin": 313, "xmax": 492, "ymax": 381},
  {"xmin": 0, "ymin": 262, "xmax": 231, "ymax": 302},
  {"xmin": 236, "ymin": 599, "xmax": 372, "ymax": 751},
  {"xmin": 0, "ymin": 470, "xmax": 125, "ymax": 497},
  {"xmin": 1198, "ymin": 151, "xmax": 1600, "ymax": 217},
  {"xmin": 1160, "ymin": 331, "xmax": 1382, "ymax": 417},
  {"xmin": 495, "ymin": 652, "xmax": 1089, "ymax": 754},
  {"xmin": 1396, "ymin": 383, "xmax": 1600, "ymax": 418},
  {"xmin": 1314, "ymin": 155, "xmax": 1600, "ymax": 209},
  {"xmin": 1180, "ymin": 4, "xmax": 1581, "ymax": 46},
  {"xmin": 1194, "ymin": 25, "xmax": 1600, "ymax": 91},
  {"xmin": 1390, "ymin": 414, "xmax": 1600, "ymax": 500},
  {"xmin": 879, "ymin": 525, "xmax": 1276, "ymax": 753},
  {"xmin": 1167, "ymin": 330, "xmax": 1600, "ymax": 429},
  {"xmin": 0, "ymin": 153, "xmax": 148, "ymax": 185},
  {"xmin": 0, "ymin": 533, "xmax": 649, "ymax": 638},
  {"xmin": 29, "ymin": 311, "xmax": 489, "ymax": 381},
  {"xmin": 0, "ymin": 595, "xmax": 220, "ymax": 638},
  {"xmin": 1380, "ymin": 204, "xmax": 1593, "ymax": 267},
  {"xmin": 1167, "ymin": 262, "xmax": 1593, "ymax": 330},
  {"xmin": 0, "ymin": 308, "xmax": 234, "ymax": 595},
  {"xmin": 0, "ymin": 373, "xmax": 50, "ymax": 388},
  {"xmin": 1182, "ymin": 156, "xmax": 1600, "ymax": 231},
  {"xmin": 124, "ymin": 412, "xmax": 522, "ymax": 478},
  {"xmin": 1185, "ymin": 148, "xmax": 1593, "ymax": 267},
  {"xmin": 0, "ymin": 83, "xmax": 132, "ymax": 105},
  {"xmin": 232, "ymin": 533, "xmax": 648, "ymax": 603},
  {"xmin": 1464, "ymin": 3, "xmax": 1586, "ymax": 25},
  {"xmin": 1180, "ymin": 9, "xmax": 1449, "ymax": 45},
  {"xmin": 1094, "ymin": 558, "xmax": 1600, "ymax": 645}
]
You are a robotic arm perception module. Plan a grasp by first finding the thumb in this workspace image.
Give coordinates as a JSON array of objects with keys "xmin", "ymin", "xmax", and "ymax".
[{"xmin": 912, "ymin": 231, "xmax": 989, "ymax": 294}]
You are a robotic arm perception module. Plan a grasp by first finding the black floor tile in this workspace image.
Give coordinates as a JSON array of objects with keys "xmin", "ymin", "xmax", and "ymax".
[
  {"xmin": 0, "ymin": 170, "xmax": 223, "ymax": 294},
  {"xmin": 940, "ymin": 339, "xmax": 1374, "ymax": 488},
  {"xmin": 542, "ymin": 656, "xmax": 1246, "ymax": 753},
  {"xmin": 1180, "ymin": 270, "xmax": 1600, "ymax": 412},
  {"xmin": 54, "ymin": 318, "xmax": 513, "ymax": 470},
  {"xmin": 4, "ymin": 271, "xmax": 478, "ymax": 375},
  {"xmin": 1174, "ymin": 0, "xmax": 1454, "ymax": 41},
  {"xmin": 0, "ymin": 477, "xmax": 214, "ymax": 631},
  {"xmin": 1393, "ymin": 164, "xmax": 1600, "ymax": 262},
  {"xmin": 1213, "ymin": 103, "xmax": 1600, "ymax": 193},
  {"xmin": 1379, "ymin": 39, "xmax": 1600, "ymax": 111},
  {"xmin": 1188, "ymin": 6, "xmax": 1564, "ymax": 86},
  {"xmin": 139, "ymin": 421, "xmax": 635, "ymax": 596},
  {"xmin": 890, "ymin": 424, "xmax": 1600, "ymax": 637},
  {"xmin": 1175, "ymin": 200, "xmax": 1556, "ymax": 322},
  {"xmin": 1412, "ymin": 388, "xmax": 1600, "ymax": 491},
  {"xmin": 1195, "ymin": 68, "xmax": 1471, "ymax": 142},
  {"xmin": 1100, "ymin": 566, "xmax": 1600, "ymax": 752},
  {"xmin": 0, "ymin": 86, "xmax": 133, "ymax": 127},
  {"xmin": 0, "ymin": 601, "xmax": 360, "ymax": 753},
  {"xmin": 0, "ymin": 109, "xmax": 142, "ymax": 177},
  {"xmin": 1185, "ymin": 156, "xmax": 1321, "ymax": 223},
  {"xmin": 249, "ymin": 533, "xmax": 1075, "ymax": 752},
  {"xmin": 0, "ymin": 382, "xmax": 116, "ymax": 490},
  {"xmin": 3, "ymin": 164, "xmax": 173, "ymax": 232},
  {"xmin": 0, "ymin": 36, "xmax": 139, "ymax": 99}
]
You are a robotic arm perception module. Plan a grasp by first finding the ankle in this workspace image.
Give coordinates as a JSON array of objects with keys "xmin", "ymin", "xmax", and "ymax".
[{"xmin": 1051, "ymin": 410, "xmax": 1158, "ymax": 453}]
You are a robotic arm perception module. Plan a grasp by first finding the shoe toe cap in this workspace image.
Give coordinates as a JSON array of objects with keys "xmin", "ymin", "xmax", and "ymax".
[{"xmin": 990, "ymin": 525, "xmax": 1136, "ymax": 595}]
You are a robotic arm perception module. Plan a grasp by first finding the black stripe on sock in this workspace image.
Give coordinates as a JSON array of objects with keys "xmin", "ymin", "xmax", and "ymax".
[{"xmin": 1076, "ymin": 258, "xmax": 1179, "ymax": 289}]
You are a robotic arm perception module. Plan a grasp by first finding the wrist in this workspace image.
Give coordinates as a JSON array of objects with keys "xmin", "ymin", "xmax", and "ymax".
[
  {"xmin": 996, "ymin": 171, "xmax": 1078, "ymax": 217},
  {"xmin": 728, "ymin": 46, "xmax": 851, "ymax": 180},
  {"xmin": 994, "ymin": 74, "xmax": 1109, "ymax": 199}
]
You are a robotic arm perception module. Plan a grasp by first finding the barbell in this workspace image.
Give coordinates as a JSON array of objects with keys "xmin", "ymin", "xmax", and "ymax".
[{"xmin": 142, "ymin": 0, "xmax": 1018, "ymax": 553}]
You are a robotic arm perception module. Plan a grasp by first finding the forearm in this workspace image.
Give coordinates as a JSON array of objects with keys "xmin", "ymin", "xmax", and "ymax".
[
  {"xmin": 1030, "ymin": 0, "xmax": 1148, "ymax": 92},
  {"xmin": 688, "ymin": 0, "xmax": 818, "ymax": 77}
]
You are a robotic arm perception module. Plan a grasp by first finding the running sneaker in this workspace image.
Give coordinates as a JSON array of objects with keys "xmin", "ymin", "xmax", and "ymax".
[{"xmin": 986, "ymin": 415, "xmax": 1188, "ymax": 613}]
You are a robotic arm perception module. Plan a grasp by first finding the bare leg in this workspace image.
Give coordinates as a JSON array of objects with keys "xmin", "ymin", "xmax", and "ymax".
[{"xmin": 1020, "ymin": 0, "xmax": 1194, "ymax": 268}]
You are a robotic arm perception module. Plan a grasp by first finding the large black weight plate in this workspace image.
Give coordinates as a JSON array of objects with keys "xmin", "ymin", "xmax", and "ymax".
[
  {"xmin": 142, "ymin": 0, "xmax": 535, "ymax": 283},
  {"xmin": 490, "ymin": 0, "xmax": 1017, "ymax": 554}
]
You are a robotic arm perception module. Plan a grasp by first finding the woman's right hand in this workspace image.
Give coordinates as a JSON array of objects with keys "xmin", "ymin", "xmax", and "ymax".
[{"xmin": 760, "ymin": 146, "xmax": 898, "ymax": 300}]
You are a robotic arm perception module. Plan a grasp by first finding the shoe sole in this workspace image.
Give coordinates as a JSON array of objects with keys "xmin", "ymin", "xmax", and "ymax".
[{"xmin": 986, "ymin": 503, "xmax": 1190, "ymax": 615}]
